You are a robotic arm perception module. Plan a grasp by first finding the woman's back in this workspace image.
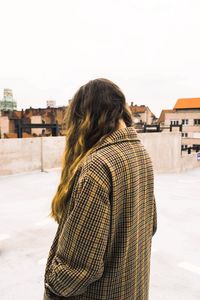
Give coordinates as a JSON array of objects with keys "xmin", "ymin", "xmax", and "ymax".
[{"xmin": 44, "ymin": 126, "xmax": 157, "ymax": 300}]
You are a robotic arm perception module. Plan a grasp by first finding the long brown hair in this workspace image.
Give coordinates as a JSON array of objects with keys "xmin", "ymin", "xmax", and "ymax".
[{"xmin": 49, "ymin": 78, "xmax": 133, "ymax": 223}]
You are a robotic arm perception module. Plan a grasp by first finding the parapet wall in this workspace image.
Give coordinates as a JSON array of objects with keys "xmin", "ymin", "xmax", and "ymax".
[
  {"xmin": 0, "ymin": 132, "xmax": 199, "ymax": 176},
  {"xmin": 139, "ymin": 132, "xmax": 182, "ymax": 173}
]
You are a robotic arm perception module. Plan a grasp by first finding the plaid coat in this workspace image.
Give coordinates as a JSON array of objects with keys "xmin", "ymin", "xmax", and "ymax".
[{"xmin": 43, "ymin": 126, "xmax": 157, "ymax": 300}]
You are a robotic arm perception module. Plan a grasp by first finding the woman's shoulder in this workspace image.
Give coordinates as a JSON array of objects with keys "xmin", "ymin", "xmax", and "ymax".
[
  {"xmin": 78, "ymin": 151, "xmax": 112, "ymax": 190},
  {"xmin": 82, "ymin": 151, "xmax": 110, "ymax": 175}
]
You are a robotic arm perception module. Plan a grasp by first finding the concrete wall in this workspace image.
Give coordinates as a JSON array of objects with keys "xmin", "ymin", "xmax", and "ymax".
[
  {"xmin": 0, "ymin": 132, "xmax": 199, "ymax": 176},
  {"xmin": 0, "ymin": 137, "xmax": 41, "ymax": 175},
  {"xmin": 180, "ymin": 152, "xmax": 200, "ymax": 172},
  {"xmin": 0, "ymin": 137, "xmax": 65, "ymax": 176},
  {"xmin": 42, "ymin": 136, "xmax": 65, "ymax": 170},
  {"xmin": 138, "ymin": 132, "xmax": 182, "ymax": 173}
]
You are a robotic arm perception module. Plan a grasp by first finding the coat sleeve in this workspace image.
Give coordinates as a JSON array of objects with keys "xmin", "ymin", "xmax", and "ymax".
[
  {"xmin": 44, "ymin": 175, "xmax": 111, "ymax": 299},
  {"xmin": 152, "ymin": 195, "xmax": 157, "ymax": 236}
]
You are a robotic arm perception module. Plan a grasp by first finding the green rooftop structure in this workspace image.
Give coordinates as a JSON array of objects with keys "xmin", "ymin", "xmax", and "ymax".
[{"xmin": 0, "ymin": 88, "xmax": 17, "ymax": 112}]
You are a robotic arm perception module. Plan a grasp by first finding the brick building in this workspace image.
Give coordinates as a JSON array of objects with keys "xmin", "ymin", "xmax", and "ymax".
[
  {"xmin": 0, "ymin": 106, "xmax": 67, "ymax": 138},
  {"xmin": 0, "ymin": 101, "xmax": 156, "ymax": 138}
]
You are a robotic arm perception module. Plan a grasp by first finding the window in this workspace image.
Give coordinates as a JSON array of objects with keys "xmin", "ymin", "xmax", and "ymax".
[
  {"xmin": 194, "ymin": 119, "xmax": 200, "ymax": 125},
  {"xmin": 182, "ymin": 119, "xmax": 189, "ymax": 125},
  {"xmin": 182, "ymin": 144, "xmax": 188, "ymax": 149},
  {"xmin": 170, "ymin": 120, "xmax": 179, "ymax": 125},
  {"xmin": 181, "ymin": 133, "xmax": 188, "ymax": 138}
]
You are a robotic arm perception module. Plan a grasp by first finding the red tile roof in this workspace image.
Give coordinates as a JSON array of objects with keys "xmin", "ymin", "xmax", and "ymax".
[
  {"xmin": 174, "ymin": 98, "xmax": 200, "ymax": 109},
  {"xmin": 129, "ymin": 105, "xmax": 147, "ymax": 113}
]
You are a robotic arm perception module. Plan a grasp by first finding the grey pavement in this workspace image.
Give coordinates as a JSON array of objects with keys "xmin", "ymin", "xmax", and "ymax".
[{"xmin": 0, "ymin": 168, "xmax": 200, "ymax": 300}]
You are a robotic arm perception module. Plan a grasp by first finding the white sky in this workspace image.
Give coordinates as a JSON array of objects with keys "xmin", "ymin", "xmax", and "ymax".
[{"xmin": 0, "ymin": 0, "xmax": 200, "ymax": 117}]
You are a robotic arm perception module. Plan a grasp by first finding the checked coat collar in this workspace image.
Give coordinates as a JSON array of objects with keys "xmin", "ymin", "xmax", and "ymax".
[{"xmin": 92, "ymin": 125, "xmax": 141, "ymax": 153}]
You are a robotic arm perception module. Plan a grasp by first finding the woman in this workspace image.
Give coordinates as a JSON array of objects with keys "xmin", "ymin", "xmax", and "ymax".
[{"xmin": 43, "ymin": 78, "xmax": 157, "ymax": 300}]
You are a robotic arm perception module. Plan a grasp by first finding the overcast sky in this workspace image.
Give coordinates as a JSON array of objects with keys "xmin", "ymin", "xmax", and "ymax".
[{"xmin": 0, "ymin": 0, "xmax": 200, "ymax": 117}]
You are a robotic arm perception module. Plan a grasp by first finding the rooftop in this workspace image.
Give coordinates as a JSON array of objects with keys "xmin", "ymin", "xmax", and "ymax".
[
  {"xmin": 0, "ymin": 168, "xmax": 199, "ymax": 300},
  {"xmin": 174, "ymin": 98, "xmax": 200, "ymax": 109},
  {"xmin": 130, "ymin": 104, "xmax": 148, "ymax": 113}
]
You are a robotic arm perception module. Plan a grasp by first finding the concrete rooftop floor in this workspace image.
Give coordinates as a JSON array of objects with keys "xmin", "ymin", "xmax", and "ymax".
[{"xmin": 0, "ymin": 167, "xmax": 200, "ymax": 300}]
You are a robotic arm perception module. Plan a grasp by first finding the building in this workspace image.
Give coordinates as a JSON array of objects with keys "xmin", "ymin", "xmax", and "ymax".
[
  {"xmin": 158, "ymin": 98, "xmax": 200, "ymax": 150},
  {"xmin": 129, "ymin": 103, "xmax": 157, "ymax": 127},
  {"xmin": 0, "ymin": 101, "xmax": 157, "ymax": 138},
  {"xmin": 0, "ymin": 89, "xmax": 17, "ymax": 112},
  {"xmin": 0, "ymin": 106, "xmax": 67, "ymax": 138},
  {"xmin": 157, "ymin": 109, "xmax": 175, "ymax": 126}
]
